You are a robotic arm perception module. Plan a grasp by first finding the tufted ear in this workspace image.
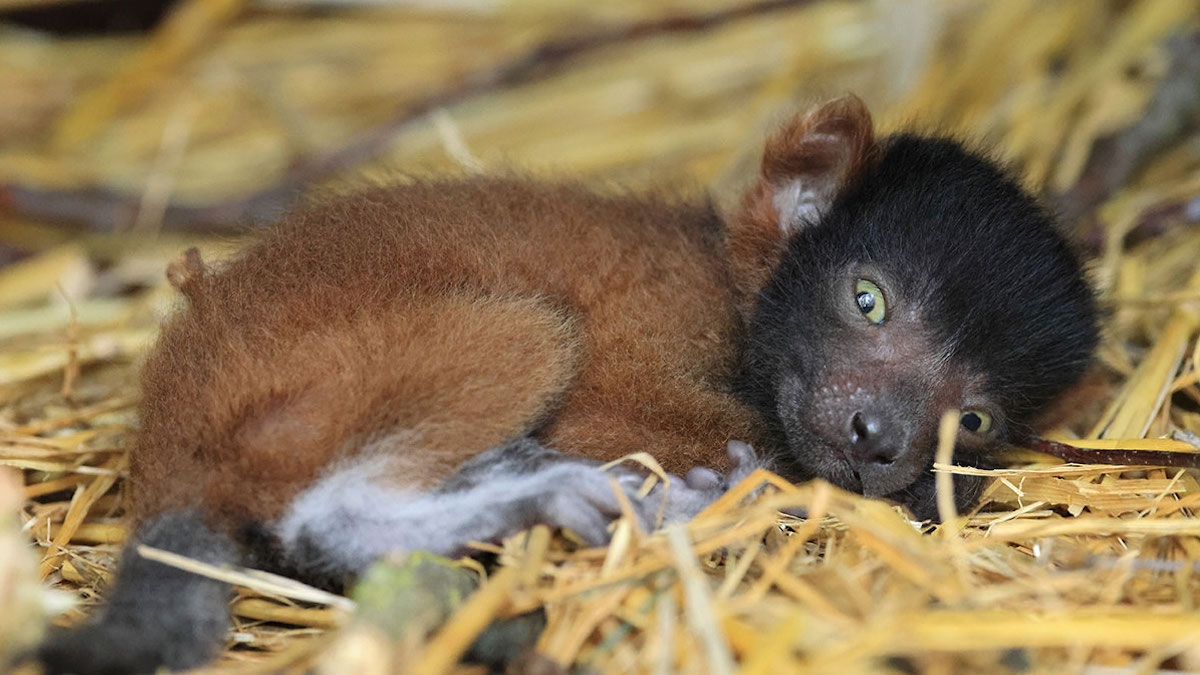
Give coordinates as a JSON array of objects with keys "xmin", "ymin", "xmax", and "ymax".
[
  {"xmin": 759, "ymin": 95, "xmax": 877, "ymax": 234},
  {"xmin": 727, "ymin": 97, "xmax": 878, "ymax": 317}
]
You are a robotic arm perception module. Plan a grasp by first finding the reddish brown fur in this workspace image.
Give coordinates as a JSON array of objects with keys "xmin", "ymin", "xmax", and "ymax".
[
  {"xmin": 134, "ymin": 178, "xmax": 764, "ymax": 529},
  {"xmin": 727, "ymin": 96, "xmax": 876, "ymax": 319},
  {"xmin": 44, "ymin": 97, "xmax": 1098, "ymax": 675},
  {"xmin": 133, "ymin": 97, "xmax": 875, "ymax": 534}
]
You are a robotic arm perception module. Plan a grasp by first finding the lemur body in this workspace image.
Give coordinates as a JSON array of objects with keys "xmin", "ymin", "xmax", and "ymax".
[
  {"xmin": 39, "ymin": 98, "xmax": 1098, "ymax": 674},
  {"xmin": 138, "ymin": 175, "xmax": 760, "ymax": 539}
]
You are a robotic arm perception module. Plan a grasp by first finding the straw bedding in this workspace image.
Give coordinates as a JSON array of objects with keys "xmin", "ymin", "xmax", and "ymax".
[{"xmin": 2, "ymin": 0, "xmax": 1200, "ymax": 672}]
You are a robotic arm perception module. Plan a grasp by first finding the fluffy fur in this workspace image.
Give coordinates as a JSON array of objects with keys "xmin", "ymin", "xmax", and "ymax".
[
  {"xmin": 131, "ymin": 179, "xmax": 760, "ymax": 530},
  {"xmin": 734, "ymin": 115, "xmax": 1098, "ymax": 517},
  {"xmin": 39, "ymin": 97, "xmax": 1098, "ymax": 674},
  {"xmin": 39, "ymin": 512, "xmax": 236, "ymax": 674}
]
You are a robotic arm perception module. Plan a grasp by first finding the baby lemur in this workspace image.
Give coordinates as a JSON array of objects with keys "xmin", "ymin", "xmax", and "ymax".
[{"xmin": 39, "ymin": 97, "xmax": 1097, "ymax": 674}]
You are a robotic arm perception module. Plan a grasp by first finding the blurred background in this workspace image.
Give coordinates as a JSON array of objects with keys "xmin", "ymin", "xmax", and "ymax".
[
  {"xmin": 2, "ymin": 0, "xmax": 1198, "ymax": 415},
  {"xmin": 2, "ymin": 0, "xmax": 1200, "ymax": 671},
  {"xmin": 1, "ymin": 0, "xmax": 1198, "ymax": 284}
]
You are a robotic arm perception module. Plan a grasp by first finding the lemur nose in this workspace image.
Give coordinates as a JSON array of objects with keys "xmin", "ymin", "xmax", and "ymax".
[{"xmin": 849, "ymin": 410, "xmax": 900, "ymax": 466}]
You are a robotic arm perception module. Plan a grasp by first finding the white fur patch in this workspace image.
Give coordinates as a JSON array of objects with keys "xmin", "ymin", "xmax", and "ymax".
[
  {"xmin": 274, "ymin": 455, "xmax": 430, "ymax": 571},
  {"xmin": 773, "ymin": 179, "xmax": 825, "ymax": 234},
  {"xmin": 273, "ymin": 449, "xmax": 631, "ymax": 574}
]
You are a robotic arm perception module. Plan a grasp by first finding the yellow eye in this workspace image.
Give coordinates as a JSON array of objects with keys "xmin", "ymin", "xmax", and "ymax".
[
  {"xmin": 854, "ymin": 279, "xmax": 887, "ymax": 324},
  {"xmin": 960, "ymin": 410, "xmax": 993, "ymax": 434}
]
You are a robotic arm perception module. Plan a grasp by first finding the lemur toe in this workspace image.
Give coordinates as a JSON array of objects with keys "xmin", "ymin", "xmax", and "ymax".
[
  {"xmin": 725, "ymin": 440, "xmax": 760, "ymax": 483},
  {"xmin": 683, "ymin": 466, "xmax": 723, "ymax": 489},
  {"xmin": 530, "ymin": 463, "xmax": 652, "ymax": 545}
]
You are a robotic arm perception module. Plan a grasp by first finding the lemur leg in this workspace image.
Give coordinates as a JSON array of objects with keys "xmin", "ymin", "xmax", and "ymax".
[
  {"xmin": 439, "ymin": 437, "xmax": 758, "ymax": 524},
  {"xmin": 274, "ymin": 437, "xmax": 759, "ymax": 583}
]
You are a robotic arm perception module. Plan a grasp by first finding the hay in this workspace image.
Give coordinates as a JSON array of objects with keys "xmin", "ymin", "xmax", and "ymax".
[{"xmin": 3, "ymin": 0, "xmax": 1200, "ymax": 672}]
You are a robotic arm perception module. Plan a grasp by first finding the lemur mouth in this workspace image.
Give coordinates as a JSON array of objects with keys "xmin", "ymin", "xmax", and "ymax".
[
  {"xmin": 825, "ymin": 445, "xmax": 863, "ymax": 492},
  {"xmin": 825, "ymin": 455, "xmax": 863, "ymax": 493},
  {"xmin": 843, "ymin": 473, "xmax": 864, "ymax": 493}
]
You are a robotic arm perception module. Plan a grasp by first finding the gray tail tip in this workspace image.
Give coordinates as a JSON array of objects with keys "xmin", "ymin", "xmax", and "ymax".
[
  {"xmin": 34, "ymin": 623, "xmax": 168, "ymax": 675},
  {"xmin": 33, "ymin": 603, "xmax": 229, "ymax": 675},
  {"xmin": 32, "ymin": 510, "xmax": 239, "ymax": 675}
]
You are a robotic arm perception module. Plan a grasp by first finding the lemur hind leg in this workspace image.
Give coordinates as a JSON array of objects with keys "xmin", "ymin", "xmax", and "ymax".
[{"xmin": 275, "ymin": 437, "xmax": 759, "ymax": 584}]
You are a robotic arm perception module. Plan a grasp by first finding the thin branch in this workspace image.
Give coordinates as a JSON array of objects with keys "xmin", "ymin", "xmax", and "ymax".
[{"xmin": 1025, "ymin": 436, "xmax": 1200, "ymax": 470}]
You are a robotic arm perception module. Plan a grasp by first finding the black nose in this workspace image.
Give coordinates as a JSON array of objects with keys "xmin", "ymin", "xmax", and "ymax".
[{"xmin": 848, "ymin": 410, "xmax": 901, "ymax": 466}]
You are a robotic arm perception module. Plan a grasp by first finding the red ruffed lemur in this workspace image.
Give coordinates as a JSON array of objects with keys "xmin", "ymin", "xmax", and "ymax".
[{"xmin": 38, "ymin": 97, "xmax": 1098, "ymax": 674}]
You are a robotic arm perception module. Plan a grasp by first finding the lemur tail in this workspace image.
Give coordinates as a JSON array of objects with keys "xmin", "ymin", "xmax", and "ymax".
[{"xmin": 38, "ymin": 511, "xmax": 236, "ymax": 675}]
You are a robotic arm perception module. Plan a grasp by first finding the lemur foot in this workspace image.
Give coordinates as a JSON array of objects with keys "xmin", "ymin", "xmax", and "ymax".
[{"xmin": 634, "ymin": 440, "xmax": 760, "ymax": 524}]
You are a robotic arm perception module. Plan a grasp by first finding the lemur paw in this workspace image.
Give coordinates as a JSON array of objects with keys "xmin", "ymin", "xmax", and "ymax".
[
  {"xmin": 509, "ymin": 442, "xmax": 761, "ymax": 545},
  {"xmin": 512, "ymin": 460, "xmax": 655, "ymax": 545},
  {"xmin": 432, "ymin": 439, "xmax": 760, "ymax": 548},
  {"xmin": 634, "ymin": 440, "xmax": 761, "ymax": 524}
]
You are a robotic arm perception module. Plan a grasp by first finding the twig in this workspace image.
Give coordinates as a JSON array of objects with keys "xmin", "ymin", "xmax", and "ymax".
[
  {"xmin": 665, "ymin": 524, "xmax": 735, "ymax": 675},
  {"xmin": 136, "ymin": 544, "xmax": 357, "ymax": 611},
  {"xmin": 1025, "ymin": 436, "xmax": 1200, "ymax": 469}
]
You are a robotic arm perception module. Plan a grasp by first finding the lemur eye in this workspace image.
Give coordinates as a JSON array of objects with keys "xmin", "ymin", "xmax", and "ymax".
[
  {"xmin": 855, "ymin": 279, "xmax": 887, "ymax": 324},
  {"xmin": 960, "ymin": 410, "xmax": 993, "ymax": 434}
]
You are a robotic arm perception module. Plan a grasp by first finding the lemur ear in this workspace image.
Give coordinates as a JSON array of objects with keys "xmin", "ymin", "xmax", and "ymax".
[
  {"xmin": 726, "ymin": 96, "xmax": 878, "ymax": 317},
  {"xmin": 759, "ymin": 95, "xmax": 876, "ymax": 234}
]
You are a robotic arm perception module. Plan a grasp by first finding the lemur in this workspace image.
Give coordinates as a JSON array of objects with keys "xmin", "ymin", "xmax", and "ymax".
[{"xmin": 38, "ymin": 97, "xmax": 1097, "ymax": 674}]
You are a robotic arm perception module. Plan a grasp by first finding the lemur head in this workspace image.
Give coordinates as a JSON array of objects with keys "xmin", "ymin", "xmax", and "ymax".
[{"xmin": 731, "ymin": 97, "xmax": 1099, "ymax": 519}]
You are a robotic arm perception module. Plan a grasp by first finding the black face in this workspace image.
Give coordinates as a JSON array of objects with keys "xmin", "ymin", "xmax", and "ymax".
[{"xmin": 736, "ymin": 135, "xmax": 1099, "ymax": 519}]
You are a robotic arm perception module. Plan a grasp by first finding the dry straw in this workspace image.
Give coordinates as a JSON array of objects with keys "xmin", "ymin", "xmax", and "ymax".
[{"xmin": 3, "ymin": 0, "xmax": 1200, "ymax": 672}]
